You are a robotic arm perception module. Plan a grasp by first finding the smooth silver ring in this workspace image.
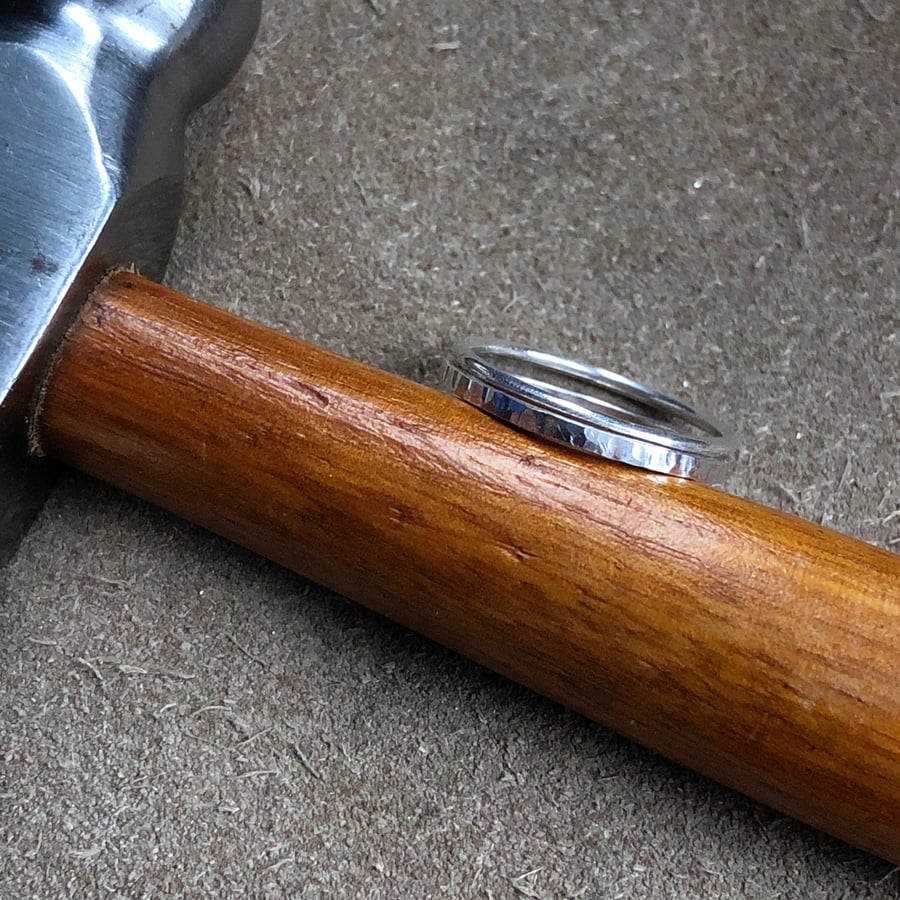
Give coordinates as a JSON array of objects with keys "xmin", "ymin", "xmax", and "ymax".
[{"xmin": 440, "ymin": 341, "xmax": 735, "ymax": 483}]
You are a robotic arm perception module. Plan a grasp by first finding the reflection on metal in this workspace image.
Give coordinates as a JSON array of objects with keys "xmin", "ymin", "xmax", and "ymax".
[{"xmin": 443, "ymin": 342, "xmax": 735, "ymax": 484}]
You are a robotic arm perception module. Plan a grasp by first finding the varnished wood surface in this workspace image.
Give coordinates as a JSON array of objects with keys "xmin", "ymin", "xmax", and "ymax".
[{"xmin": 34, "ymin": 272, "xmax": 900, "ymax": 861}]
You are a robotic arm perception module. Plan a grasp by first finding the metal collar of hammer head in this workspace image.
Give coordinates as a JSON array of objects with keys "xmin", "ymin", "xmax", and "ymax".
[{"xmin": 0, "ymin": 0, "xmax": 261, "ymax": 564}]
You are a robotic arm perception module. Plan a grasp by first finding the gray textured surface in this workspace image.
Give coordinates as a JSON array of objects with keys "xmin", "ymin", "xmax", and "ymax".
[{"xmin": 2, "ymin": 1, "xmax": 900, "ymax": 897}]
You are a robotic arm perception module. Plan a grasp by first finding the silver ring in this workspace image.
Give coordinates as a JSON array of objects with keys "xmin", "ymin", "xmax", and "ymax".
[{"xmin": 440, "ymin": 341, "xmax": 735, "ymax": 483}]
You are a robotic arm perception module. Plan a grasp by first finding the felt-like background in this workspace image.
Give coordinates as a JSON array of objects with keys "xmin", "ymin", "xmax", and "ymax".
[{"xmin": 2, "ymin": 0, "xmax": 899, "ymax": 896}]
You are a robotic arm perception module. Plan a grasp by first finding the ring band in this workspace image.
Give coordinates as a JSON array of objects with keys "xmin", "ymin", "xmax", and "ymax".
[{"xmin": 440, "ymin": 341, "xmax": 735, "ymax": 483}]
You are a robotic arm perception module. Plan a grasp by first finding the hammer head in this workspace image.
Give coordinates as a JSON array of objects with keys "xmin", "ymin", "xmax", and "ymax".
[{"xmin": 0, "ymin": 1, "xmax": 261, "ymax": 563}]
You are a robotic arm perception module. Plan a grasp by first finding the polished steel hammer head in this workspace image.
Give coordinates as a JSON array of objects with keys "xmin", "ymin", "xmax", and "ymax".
[{"xmin": 0, "ymin": 1, "xmax": 261, "ymax": 563}]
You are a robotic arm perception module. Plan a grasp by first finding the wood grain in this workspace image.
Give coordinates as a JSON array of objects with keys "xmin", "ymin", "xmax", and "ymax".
[{"xmin": 34, "ymin": 271, "xmax": 900, "ymax": 861}]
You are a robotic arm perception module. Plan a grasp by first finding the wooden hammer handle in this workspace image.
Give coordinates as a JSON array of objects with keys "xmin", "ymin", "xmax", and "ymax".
[{"xmin": 33, "ymin": 272, "xmax": 900, "ymax": 861}]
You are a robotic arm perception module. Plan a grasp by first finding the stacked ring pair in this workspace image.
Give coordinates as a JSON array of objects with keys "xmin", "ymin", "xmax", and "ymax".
[{"xmin": 441, "ymin": 342, "xmax": 735, "ymax": 484}]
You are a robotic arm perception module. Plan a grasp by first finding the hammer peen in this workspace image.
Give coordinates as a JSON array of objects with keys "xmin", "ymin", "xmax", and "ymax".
[{"xmin": 2, "ymin": 0, "xmax": 900, "ymax": 866}]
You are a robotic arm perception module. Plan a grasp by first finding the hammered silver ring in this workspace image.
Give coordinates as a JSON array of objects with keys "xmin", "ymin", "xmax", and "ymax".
[{"xmin": 440, "ymin": 341, "xmax": 735, "ymax": 483}]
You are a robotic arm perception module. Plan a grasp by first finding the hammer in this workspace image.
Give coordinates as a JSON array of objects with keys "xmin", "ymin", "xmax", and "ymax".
[{"xmin": 2, "ymin": 0, "xmax": 899, "ymax": 865}]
